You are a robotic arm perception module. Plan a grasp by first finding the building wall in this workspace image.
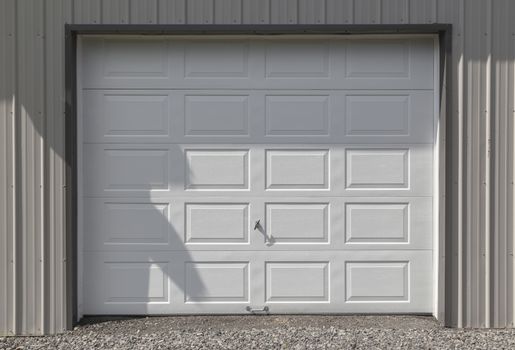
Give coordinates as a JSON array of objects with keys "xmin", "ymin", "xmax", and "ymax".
[{"xmin": 0, "ymin": 0, "xmax": 513, "ymax": 334}]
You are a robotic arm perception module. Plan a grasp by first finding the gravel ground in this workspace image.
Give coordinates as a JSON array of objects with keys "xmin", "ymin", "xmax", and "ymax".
[{"xmin": 1, "ymin": 315, "xmax": 515, "ymax": 349}]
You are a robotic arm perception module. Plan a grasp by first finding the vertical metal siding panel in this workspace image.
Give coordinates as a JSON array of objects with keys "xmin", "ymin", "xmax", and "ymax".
[
  {"xmin": 16, "ymin": 0, "xmax": 46, "ymax": 335},
  {"xmin": 102, "ymin": 0, "xmax": 129, "ymax": 24},
  {"xmin": 506, "ymin": 0, "xmax": 514, "ymax": 329},
  {"xmin": 380, "ymin": 0, "xmax": 408, "ymax": 24},
  {"xmin": 73, "ymin": 0, "xmax": 101, "ymax": 24},
  {"xmin": 158, "ymin": 0, "xmax": 186, "ymax": 24},
  {"xmin": 484, "ymin": 0, "xmax": 493, "ymax": 328},
  {"xmin": 354, "ymin": 0, "xmax": 380, "ymax": 24},
  {"xmin": 437, "ymin": 0, "xmax": 465, "ymax": 328},
  {"xmin": 270, "ymin": 0, "xmax": 298, "ymax": 24},
  {"xmin": 187, "ymin": 0, "xmax": 214, "ymax": 24},
  {"xmin": 298, "ymin": 0, "xmax": 325, "ymax": 24},
  {"xmin": 0, "ymin": 0, "xmax": 15, "ymax": 336},
  {"xmin": 408, "ymin": 0, "xmax": 436, "ymax": 24},
  {"xmin": 463, "ymin": 0, "xmax": 491, "ymax": 328},
  {"xmin": 45, "ymin": 0, "xmax": 72, "ymax": 334},
  {"xmin": 242, "ymin": 0, "xmax": 270, "ymax": 24},
  {"xmin": 325, "ymin": 0, "xmax": 353, "ymax": 24},
  {"xmin": 491, "ymin": 0, "xmax": 508, "ymax": 327},
  {"xmin": 508, "ymin": 0, "xmax": 515, "ymax": 328},
  {"xmin": 214, "ymin": 0, "xmax": 242, "ymax": 24},
  {"xmin": 129, "ymin": 0, "xmax": 158, "ymax": 24}
]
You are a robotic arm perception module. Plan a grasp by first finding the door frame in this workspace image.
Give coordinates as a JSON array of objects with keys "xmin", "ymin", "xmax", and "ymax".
[{"xmin": 65, "ymin": 24, "xmax": 452, "ymax": 328}]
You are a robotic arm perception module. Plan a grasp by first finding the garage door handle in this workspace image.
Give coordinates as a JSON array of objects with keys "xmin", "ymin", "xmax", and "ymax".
[
  {"xmin": 254, "ymin": 219, "xmax": 261, "ymax": 230},
  {"xmin": 246, "ymin": 306, "xmax": 269, "ymax": 314}
]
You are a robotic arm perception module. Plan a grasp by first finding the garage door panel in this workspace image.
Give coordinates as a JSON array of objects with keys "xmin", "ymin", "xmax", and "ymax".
[
  {"xmin": 84, "ymin": 197, "xmax": 430, "ymax": 252},
  {"xmin": 184, "ymin": 40, "xmax": 250, "ymax": 79},
  {"xmin": 343, "ymin": 38, "xmax": 433, "ymax": 88},
  {"xmin": 82, "ymin": 90, "xmax": 433, "ymax": 145},
  {"xmin": 185, "ymin": 203, "xmax": 250, "ymax": 244},
  {"xmin": 184, "ymin": 94, "xmax": 250, "ymax": 137},
  {"xmin": 82, "ymin": 37, "xmax": 433, "ymax": 90},
  {"xmin": 83, "ymin": 144, "xmax": 181, "ymax": 197},
  {"xmin": 83, "ymin": 199, "xmax": 172, "ymax": 249},
  {"xmin": 343, "ymin": 145, "xmax": 432, "ymax": 197},
  {"xmin": 83, "ymin": 146, "xmax": 172, "ymax": 195},
  {"xmin": 341, "ymin": 251, "xmax": 432, "ymax": 313},
  {"xmin": 83, "ymin": 198, "xmax": 184, "ymax": 251},
  {"xmin": 265, "ymin": 262, "xmax": 330, "ymax": 303},
  {"xmin": 343, "ymin": 91, "xmax": 434, "ymax": 144},
  {"xmin": 185, "ymin": 262, "xmax": 250, "ymax": 303},
  {"xmin": 82, "ymin": 90, "xmax": 172, "ymax": 143},
  {"xmin": 81, "ymin": 37, "xmax": 172, "ymax": 89},
  {"xmin": 185, "ymin": 149, "xmax": 250, "ymax": 190},
  {"xmin": 83, "ymin": 254, "xmax": 173, "ymax": 314},
  {"xmin": 84, "ymin": 250, "xmax": 430, "ymax": 314},
  {"xmin": 265, "ymin": 95, "xmax": 330, "ymax": 136},
  {"xmin": 83, "ymin": 144, "xmax": 432, "ymax": 198}
]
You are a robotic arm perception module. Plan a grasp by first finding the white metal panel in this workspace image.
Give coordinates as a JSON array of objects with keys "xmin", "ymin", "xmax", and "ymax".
[
  {"xmin": 82, "ymin": 196, "xmax": 431, "ymax": 251},
  {"xmin": 81, "ymin": 37, "xmax": 434, "ymax": 90},
  {"xmin": 80, "ymin": 36, "xmax": 435, "ymax": 315}
]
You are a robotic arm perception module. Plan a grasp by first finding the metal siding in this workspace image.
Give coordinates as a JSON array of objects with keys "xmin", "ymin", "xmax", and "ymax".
[
  {"xmin": 129, "ymin": 0, "xmax": 158, "ymax": 24},
  {"xmin": 325, "ymin": 0, "xmax": 352, "ymax": 24},
  {"xmin": 158, "ymin": 0, "xmax": 186, "ymax": 24},
  {"xmin": 187, "ymin": 0, "xmax": 214, "ymax": 24},
  {"xmin": 102, "ymin": 0, "xmax": 129, "ymax": 24},
  {"xmin": 298, "ymin": 0, "xmax": 325, "ymax": 24},
  {"xmin": 214, "ymin": 0, "xmax": 242, "ymax": 24},
  {"xmin": 242, "ymin": 0, "xmax": 270, "ymax": 24},
  {"xmin": 73, "ymin": 0, "xmax": 101, "ymax": 24},
  {"xmin": 409, "ymin": 0, "xmax": 437, "ymax": 24},
  {"xmin": 0, "ymin": 0, "xmax": 514, "ymax": 334},
  {"xmin": 270, "ymin": 0, "xmax": 297, "ymax": 24},
  {"xmin": 0, "ymin": 0, "xmax": 15, "ymax": 337},
  {"xmin": 354, "ymin": 0, "xmax": 381, "ymax": 24},
  {"xmin": 381, "ymin": 0, "xmax": 408, "ymax": 24}
]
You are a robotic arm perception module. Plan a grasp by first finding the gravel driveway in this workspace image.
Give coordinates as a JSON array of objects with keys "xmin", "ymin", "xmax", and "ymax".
[{"xmin": 1, "ymin": 315, "xmax": 515, "ymax": 349}]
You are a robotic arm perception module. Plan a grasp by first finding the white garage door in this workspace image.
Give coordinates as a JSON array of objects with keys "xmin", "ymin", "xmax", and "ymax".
[{"xmin": 79, "ymin": 35, "xmax": 436, "ymax": 315}]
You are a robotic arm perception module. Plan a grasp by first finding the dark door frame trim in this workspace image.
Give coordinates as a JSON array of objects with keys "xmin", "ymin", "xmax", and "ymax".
[{"xmin": 65, "ymin": 24, "xmax": 452, "ymax": 328}]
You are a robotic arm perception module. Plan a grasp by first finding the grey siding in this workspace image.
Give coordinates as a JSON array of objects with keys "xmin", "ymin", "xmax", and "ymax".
[{"xmin": 0, "ymin": 0, "xmax": 513, "ymax": 334}]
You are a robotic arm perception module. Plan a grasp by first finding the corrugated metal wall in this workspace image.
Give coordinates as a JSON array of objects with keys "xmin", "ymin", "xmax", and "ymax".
[{"xmin": 0, "ymin": 0, "xmax": 513, "ymax": 334}]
